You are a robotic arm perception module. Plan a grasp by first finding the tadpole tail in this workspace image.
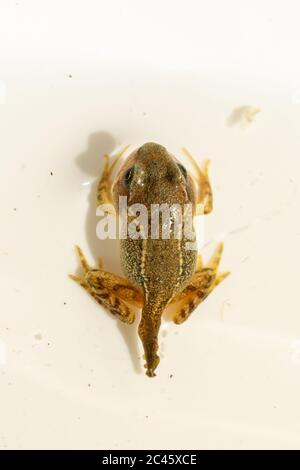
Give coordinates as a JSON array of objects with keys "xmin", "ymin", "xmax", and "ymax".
[{"xmin": 138, "ymin": 307, "xmax": 163, "ymax": 377}]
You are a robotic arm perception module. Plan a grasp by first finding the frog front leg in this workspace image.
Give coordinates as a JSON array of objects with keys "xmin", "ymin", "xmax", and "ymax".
[
  {"xmin": 69, "ymin": 246, "xmax": 143, "ymax": 324},
  {"xmin": 170, "ymin": 243, "xmax": 229, "ymax": 324},
  {"xmin": 182, "ymin": 147, "xmax": 213, "ymax": 215},
  {"xmin": 97, "ymin": 145, "xmax": 130, "ymax": 209}
]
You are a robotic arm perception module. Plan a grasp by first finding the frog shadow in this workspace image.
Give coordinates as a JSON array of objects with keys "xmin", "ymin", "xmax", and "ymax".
[{"xmin": 75, "ymin": 130, "xmax": 143, "ymax": 375}]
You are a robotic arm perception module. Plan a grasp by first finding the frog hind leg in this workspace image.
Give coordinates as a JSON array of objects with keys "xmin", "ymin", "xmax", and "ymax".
[
  {"xmin": 97, "ymin": 145, "xmax": 130, "ymax": 210},
  {"xmin": 182, "ymin": 147, "xmax": 213, "ymax": 215},
  {"xmin": 170, "ymin": 243, "xmax": 229, "ymax": 324},
  {"xmin": 69, "ymin": 245, "xmax": 143, "ymax": 324}
]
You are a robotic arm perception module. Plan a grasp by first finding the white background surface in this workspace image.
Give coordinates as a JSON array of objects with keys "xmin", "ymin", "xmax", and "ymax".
[{"xmin": 1, "ymin": 0, "xmax": 300, "ymax": 450}]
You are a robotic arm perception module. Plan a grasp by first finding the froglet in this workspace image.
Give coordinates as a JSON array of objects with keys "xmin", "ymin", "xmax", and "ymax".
[{"xmin": 70, "ymin": 143, "xmax": 229, "ymax": 377}]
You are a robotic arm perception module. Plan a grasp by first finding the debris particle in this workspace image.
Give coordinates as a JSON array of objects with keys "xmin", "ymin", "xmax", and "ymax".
[
  {"xmin": 227, "ymin": 105, "xmax": 261, "ymax": 128},
  {"xmin": 34, "ymin": 333, "xmax": 42, "ymax": 341},
  {"xmin": 13, "ymin": 208, "xmax": 16, "ymax": 211},
  {"xmin": 244, "ymin": 106, "xmax": 260, "ymax": 122},
  {"xmin": 50, "ymin": 171, "xmax": 53, "ymax": 176},
  {"xmin": 169, "ymin": 374, "xmax": 173, "ymax": 379}
]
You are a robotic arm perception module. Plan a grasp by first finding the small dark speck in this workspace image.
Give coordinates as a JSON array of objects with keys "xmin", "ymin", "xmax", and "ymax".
[
  {"xmin": 88, "ymin": 383, "xmax": 91, "ymax": 387},
  {"xmin": 13, "ymin": 208, "xmax": 16, "ymax": 211},
  {"xmin": 143, "ymin": 112, "xmax": 147, "ymax": 116},
  {"xmin": 170, "ymin": 374, "xmax": 173, "ymax": 379},
  {"xmin": 63, "ymin": 302, "xmax": 67, "ymax": 305},
  {"xmin": 68, "ymin": 74, "xmax": 72, "ymax": 78},
  {"xmin": 50, "ymin": 171, "xmax": 53, "ymax": 176},
  {"xmin": 145, "ymin": 415, "xmax": 149, "ymax": 419},
  {"xmin": 47, "ymin": 342, "xmax": 50, "ymax": 346}
]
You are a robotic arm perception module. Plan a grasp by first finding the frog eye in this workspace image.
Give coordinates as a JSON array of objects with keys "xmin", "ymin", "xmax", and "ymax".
[
  {"xmin": 177, "ymin": 163, "xmax": 187, "ymax": 179},
  {"xmin": 123, "ymin": 166, "xmax": 135, "ymax": 187}
]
